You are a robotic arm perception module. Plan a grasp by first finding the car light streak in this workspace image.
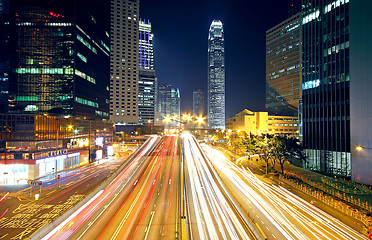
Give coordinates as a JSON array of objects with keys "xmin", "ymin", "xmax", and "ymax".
[
  {"xmin": 42, "ymin": 136, "xmax": 160, "ymax": 240},
  {"xmin": 41, "ymin": 189, "xmax": 104, "ymax": 240},
  {"xmin": 201, "ymin": 143, "xmax": 366, "ymax": 240},
  {"xmin": 0, "ymin": 192, "xmax": 9, "ymax": 203},
  {"xmin": 183, "ymin": 133, "xmax": 253, "ymax": 240}
]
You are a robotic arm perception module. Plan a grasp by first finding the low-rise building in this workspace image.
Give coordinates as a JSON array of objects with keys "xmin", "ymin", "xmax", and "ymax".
[
  {"xmin": 226, "ymin": 109, "xmax": 299, "ymax": 137},
  {"xmin": 0, "ymin": 114, "xmax": 114, "ymax": 183}
]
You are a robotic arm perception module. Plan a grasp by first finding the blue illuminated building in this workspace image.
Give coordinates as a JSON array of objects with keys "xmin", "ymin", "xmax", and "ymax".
[{"xmin": 208, "ymin": 20, "xmax": 225, "ymax": 130}]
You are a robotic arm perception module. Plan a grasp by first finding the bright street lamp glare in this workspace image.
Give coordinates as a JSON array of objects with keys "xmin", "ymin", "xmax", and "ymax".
[
  {"xmin": 356, "ymin": 146, "xmax": 364, "ymax": 151},
  {"xmin": 197, "ymin": 117, "xmax": 204, "ymax": 123}
]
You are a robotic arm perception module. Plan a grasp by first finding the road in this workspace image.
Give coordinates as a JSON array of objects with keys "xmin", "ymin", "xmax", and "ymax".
[
  {"xmin": 23, "ymin": 133, "xmax": 366, "ymax": 240},
  {"xmin": 0, "ymin": 148, "xmax": 137, "ymax": 240},
  {"xmin": 182, "ymin": 133, "xmax": 257, "ymax": 240},
  {"xmin": 201, "ymin": 142, "xmax": 367, "ymax": 240},
  {"xmin": 43, "ymin": 134, "xmax": 181, "ymax": 240}
]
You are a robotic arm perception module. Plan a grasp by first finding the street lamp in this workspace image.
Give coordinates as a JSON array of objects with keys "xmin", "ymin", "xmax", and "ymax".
[{"xmin": 356, "ymin": 146, "xmax": 364, "ymax": 151}]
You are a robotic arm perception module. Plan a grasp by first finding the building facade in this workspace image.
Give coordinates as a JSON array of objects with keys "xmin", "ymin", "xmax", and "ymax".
[
  {"xmin": 138, "ymin": 19, "xmax": 157, "ymax": 125},
  {"xmin": 192, "ymin": 90, "xmax": 206, "ymax": 117},
  {"xmin": 208, "ymin": 20, "xmax": 225, "ymax": 129},
  {"xmin": 226, "ymin": 109, "xmax": 299, "ymax": 138},
  {"xmin": 158, "ymin": 84, "xmax": 180, "ymax": 127},
  {"xmin": 0, "ymin": 0, "xmax": 10, "ymax": 114},
  {"xmin": 2, "ymin": 0, "xmax": 110, "ymax": 120},
  {"xmin": 0, "ymin": 114, "xmax": 113, "ymax": 183},
  {"xmin": 350, "ymin": 0, "xmax": 372, "ymax": 185},
  {"xmin": 0, "ymin": 0, "xmax": 110, "ymax": 120},
  {"xmin": 110, "ymin": 0, "xmax": 140, "ymax": 124},
  {"xmin": 138, "ymin": 70, "xmax": 157, "ymax": 124},
  {"xmin": 301, "ymin": 0, "xmax": 350, "ymax": 176},
  {"xmin": 266, "ymin": 12, "xmax": 302, "ymax": 117}
]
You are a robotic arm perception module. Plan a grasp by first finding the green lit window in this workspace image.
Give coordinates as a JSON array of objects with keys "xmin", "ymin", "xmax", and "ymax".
[
  {"xmin": 14, "ymin": 68, "xmax": 71, "ymax": 75},
  {"xmin": 75, "ymin": 97, "xmax": 99, "ymax": 108},
  {"xmin": 101, "ymin": 40, "xmax": 110, "ymax": 52},
  {"xmin": 75, "ymin": 69, "xmax": 96, "ymax": 84},
  {"xmin": 15, "ymin": 96, "xmax": 39, "ymax": 101},
  {"xmin": 77, "ymin": 52, "xmax": 87, "ymax": 63},
  {"xmin": 77, "ymin": 34, "xmax": 97, "ymax": 54}
]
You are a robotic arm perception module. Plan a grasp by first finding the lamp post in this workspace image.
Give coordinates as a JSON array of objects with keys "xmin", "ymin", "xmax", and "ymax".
[{"xmin": 148, "ymin": 119, "xmax": 152, "ymax": 134}]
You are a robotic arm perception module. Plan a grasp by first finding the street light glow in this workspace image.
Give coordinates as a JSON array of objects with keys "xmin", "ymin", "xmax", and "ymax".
[{"xmin": 356, "ymin": 146, "xmax": 364, "ymax": 151}]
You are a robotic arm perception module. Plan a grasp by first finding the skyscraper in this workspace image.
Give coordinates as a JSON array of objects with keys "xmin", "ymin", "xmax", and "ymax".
[
  {"xmin": 110, "ymin": 0, "xmax": 140, "ymax": 124},
  {"xmin": 138, "ymin": 19, "xmax": 157, "ymax": 125},
  {"xmin": 266, "ymin": 12, "xmax": 301, "ymax": 117},
  {"xmin": 2, "ymin": 0, "xmax": 110, "ymax": 120},
  {"xmin": 158, "ymin": 84, "xmax": 180, "ymax": 127},
  {"xmin": 193, "ymin": 90, "xmax": 206, "ymax": 117},
  {"xmin": 302, "ymin": 0, "xmax": 350, "ymax": 176},
  {"xmin": 208, "ymin": 20, "xmax": 225, "ymax": 130}
]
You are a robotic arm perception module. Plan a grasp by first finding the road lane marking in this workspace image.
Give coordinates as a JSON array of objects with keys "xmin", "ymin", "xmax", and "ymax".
[{"xmin": 144, "ymin": 211, "xmax": 155, "ymax": 240}]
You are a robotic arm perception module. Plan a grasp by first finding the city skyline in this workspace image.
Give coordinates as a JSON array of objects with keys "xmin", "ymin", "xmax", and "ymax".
[{"xmin": 140, "ymin": 0, "xmax": 300, "ymax": 118}]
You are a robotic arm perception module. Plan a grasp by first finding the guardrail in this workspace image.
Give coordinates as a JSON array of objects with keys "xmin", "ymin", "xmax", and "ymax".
[{"xmin": 279, "ymin": 175, "xmax": 372, "ymax": 229}]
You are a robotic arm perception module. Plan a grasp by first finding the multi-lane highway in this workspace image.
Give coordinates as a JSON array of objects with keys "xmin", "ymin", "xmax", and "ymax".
[
  {"xmin": 0, "ymin": 148, "xmax": 136, "ymax": 240},
  {"xmin": 201, "ymin": 141, "xmax": 367, "ymax": 240},
  {"xmin": 182, "ymin": 133, "xmax": 257, "ymax": 240},
  {"xmin": 29, "ymin": 133, "xmax": 367, "ymax": 240},
  {"xmin": 42, "ymin": 134, "xmax": 181, "ymax": 240}
]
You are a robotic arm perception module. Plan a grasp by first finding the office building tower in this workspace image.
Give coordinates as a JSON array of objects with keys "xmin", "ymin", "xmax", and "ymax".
[
  {"xmin": 193, "ymin": 90, "xmax": 206, "ymax": 117},
  {"xmin": 2, "ymin": 0, "xmax": 110, "ymax": 120},
  {"xmin": 0, "ymin": 1, "xmax": 10, "ymax": 114},
  {"xmin": 110, "ymin": 0, "xmax": 140, "ymax": 124},
  {"xmin": 139, "ymin": 19, "xmax": 154, "ymax": 70},
  {"xmin": 266, "ymin": 12, "xmax": 302, "ymax": 117},
  {"xmin": 158, "ymin": 84, "xmax": 180, "ymax": 127},
  {"xmin": 302, "ymin": 0, "xmax": 350, "ymax": 176},
  {"xmin": 138, "ymin": 70, "xmax": 157, "ymax": 124},
  {"xmin": 208, "ymin": 20, "xmax": 225, "ymax": 130},
  {"xmin": 350, "ymin": 0, "xmax": 372, "ymax": 185},
  {"xmin": 138, "ymin": 19, "xmax": 157, "ymax": 125}
]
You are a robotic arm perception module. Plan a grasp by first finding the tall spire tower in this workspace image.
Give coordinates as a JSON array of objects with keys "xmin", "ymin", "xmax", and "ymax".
[{"xmin": 208, "ymin": 20, "xmax": 225, "ymax": 129}]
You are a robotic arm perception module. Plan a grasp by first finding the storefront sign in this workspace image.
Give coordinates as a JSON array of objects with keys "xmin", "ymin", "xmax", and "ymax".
[{"xmin": 47, "ymin": 149, "xmax": 67, "ymax": 157}]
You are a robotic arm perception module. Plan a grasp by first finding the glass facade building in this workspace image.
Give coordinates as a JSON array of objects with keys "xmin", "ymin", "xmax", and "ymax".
[
  {"xmin": 193, "ymin": 90, "xmax": 206, "ymax": 117},
  {"xmin": 138, "ymin": 19, "xmax": 157, "ymax": 125},
  {"xmin": 3, "ymin": 0, "xmax": 110, "ymax": 120},
  {"xmin": 302, "ymin": 0, "xmax": 350, "ymax": 176},
  {"xmin": 208, "ymin": 20, "xmax": 225, "ymax": 130},
  {"xmin": 139, "ymin": 19, "xmax": 153, "ymax": 70},
  {"xmin": 138, "ymin": 70, "xmax": 157, "ymax": 124},
  {"xmin": 266, "ymin": 13, "xmax": 302, "ymax": 117},
  {"xmin": 158, "ymin": 84, "xmax": 180, "ymax": 127}
]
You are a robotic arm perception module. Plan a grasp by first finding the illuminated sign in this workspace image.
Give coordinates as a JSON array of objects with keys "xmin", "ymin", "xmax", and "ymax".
[
  {"xmin": 36, "ymin": 155, "xmax": 67, "ymax": 165},
  {"xmin": 50, "ymin": 12, "xmax": 64, "ymax": 18},
  {"xmin": 302, "ymin": 79, "xmax": 320, "ymax": 90},
  {"xmin": 96, "ymin": 150, "xmax": 103, "ymax": 160},
  {"xmin": 95, "ymin": 137, "xmax": 104, "ymax": 147},
  {"xmin": 107, "ymin": 146, "xmax": 113, "ymax": 156},
  {"xmin": 47, "ymin": 149, "xmax": 67, "ymax": 157}
]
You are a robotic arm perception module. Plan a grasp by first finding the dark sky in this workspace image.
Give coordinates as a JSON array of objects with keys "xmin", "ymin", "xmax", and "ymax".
[{"xmin": 140, "ymin": 0, "xmax": 299, "ymax": 118}]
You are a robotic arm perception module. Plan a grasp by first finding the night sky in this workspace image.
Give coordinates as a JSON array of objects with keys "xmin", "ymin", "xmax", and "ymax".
[{"xmin": 140, "ymin": 0, "xmax": 299, "ymax": 118}]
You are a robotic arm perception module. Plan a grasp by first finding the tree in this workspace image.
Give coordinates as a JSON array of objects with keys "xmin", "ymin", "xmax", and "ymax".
[
  {"xmin": 244, "ymin": 134, "xmax": 275, "ymax": 175},
  {"xmin": 272, "ymin": 135, "xmax": 306, "ymax": 174}
]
